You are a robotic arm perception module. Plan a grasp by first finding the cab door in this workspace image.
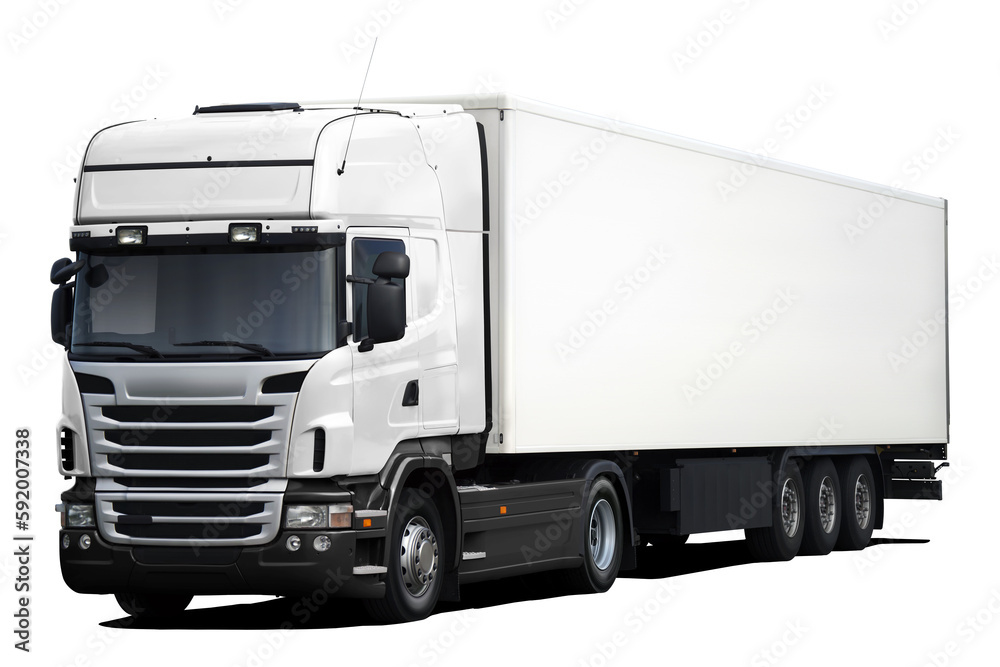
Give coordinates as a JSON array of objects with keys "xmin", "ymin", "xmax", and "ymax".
[{"xmin": 347, "ymin": 229, "xmax": 421, "ymax": 473}]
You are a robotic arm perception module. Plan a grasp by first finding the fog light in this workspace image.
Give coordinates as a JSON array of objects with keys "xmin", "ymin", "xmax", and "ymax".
[
  {"xmin": 79, "ymin": 534, "xmax": 92, "ymax": 550},
  {"xmin": 286, "ymin": 535, "xmax": 301, "ymax": 552},
  {"xmin": 62, "ymin": 534, "xmax": 70, "ymax": 549},
  {"xmin": 229, "ymin": 223, "xmax": 261, "ymax": 243},
  {"xmin": 313, "ymin": 535, "xmax": 331, "ymax": 552},
  {"xmin": 116, "ymin": 226, "xmax": 146, "ymax": 245}
]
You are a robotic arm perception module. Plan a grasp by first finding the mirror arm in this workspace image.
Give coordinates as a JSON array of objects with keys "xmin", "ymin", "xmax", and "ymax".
[{"xmin": 51, "ymin": 258, "xmax": 85, "ymax": 285}]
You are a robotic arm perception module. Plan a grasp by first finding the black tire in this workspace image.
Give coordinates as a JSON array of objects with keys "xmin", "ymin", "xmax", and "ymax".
[
  {"xmin": 364, "ymin": 488, "xmax": 445, "ymax": 623},
  {"xmin": 559, "ymin": 477, "xmax": 623, "ymax": 594},
  {"xmin": 800, "ymin": 457, "xmax": 842, "ymax": 556},
  {"xmin": 746, "ymin": 459, "xmax": 805, "ymax": 562},
  {"xmin": 835, "ymin": 456, "xmax": 877, "ymax": 551},
  {"xmin": 115, "ymin": 592, "xmax": 192, "ymax": 619},
  {"xmin": 647, "ymin": 534, "xmax": 689, "ymax": 548}
]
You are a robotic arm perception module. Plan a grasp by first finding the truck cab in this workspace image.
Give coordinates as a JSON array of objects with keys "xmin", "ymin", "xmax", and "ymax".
[{"xmin": 54, "ymin": 101, "xmax": 493, "ymax": 622}]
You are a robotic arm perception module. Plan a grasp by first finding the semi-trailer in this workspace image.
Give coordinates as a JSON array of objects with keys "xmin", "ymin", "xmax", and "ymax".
[{"xmin": 52, "ymin": 94, "xmax": 948, "ymax": 622}]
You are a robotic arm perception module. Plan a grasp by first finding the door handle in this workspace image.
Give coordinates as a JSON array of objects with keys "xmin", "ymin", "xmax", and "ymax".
[{"xmin": 402, "ymin": 380, "xmax": 419, "ymax": 407}]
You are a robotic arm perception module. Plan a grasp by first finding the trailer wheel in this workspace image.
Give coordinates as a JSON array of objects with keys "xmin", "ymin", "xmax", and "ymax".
[
  {"xmin": 364, "ymin": 488, "xmax": 444, "ymax": 623},
  {"xmin": 834, "ymin": 456, "xmax": 877, "ymax": 551},
  {"xmin": 800, "ymin": 457, "xmax": 842, "ymax": 555},
  {"xmin": 114, "ymin": 592, "xmax": 192, "ymax": 619},
  {"xmin": 560, "ymin": 477, "xmax": 623, "ymax": 594},
  {"xmin": 746, "ymin": 459, "xmax": 804, "ymax": 561}
]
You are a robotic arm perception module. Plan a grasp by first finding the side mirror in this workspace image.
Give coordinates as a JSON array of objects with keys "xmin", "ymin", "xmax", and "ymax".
[
  {"xmin": 367, "ymin": 281, "xmax": 405, "ymax": 343},
  {"xmin": 363, "ymin": 251, "xmax": 409, "ymax": 346},
  {"xmin": 51, "ymin": 284, "xmax": 73, "ymax": 347},
  {"xmin": 372, "ymin": 251, "xmax": 409, "ymax": 280},
  {"xmin": 51, "ymin": 257, "xmax": 84, "ymax": 285}
]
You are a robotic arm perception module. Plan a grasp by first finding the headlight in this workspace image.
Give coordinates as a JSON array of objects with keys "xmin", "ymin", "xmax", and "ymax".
[
  {"xmin": 285, "ymin": 505, "xmax": 328, "ymax": 529},
  {"xmin": 284, "ymin": 504, "xmax": 354, "ymax": 529},
  {"xmin": 65, "ymin": 504, "xmax": 95, "ymax": 527}
]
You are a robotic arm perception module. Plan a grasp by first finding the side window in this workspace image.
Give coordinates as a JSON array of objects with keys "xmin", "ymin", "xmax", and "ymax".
[{"xmin": 352, "ymin": 238, "xmax": 406, "ymax": 341}]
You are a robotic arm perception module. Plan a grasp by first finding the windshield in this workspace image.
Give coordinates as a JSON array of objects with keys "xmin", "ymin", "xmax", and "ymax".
[{"xmin": 71, "ymin": 246, "xmax": 342, "ymax": 360}]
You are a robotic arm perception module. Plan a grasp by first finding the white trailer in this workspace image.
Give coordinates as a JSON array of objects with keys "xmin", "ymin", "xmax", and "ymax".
[{"xmin": 52, "ymin": 94, "xmax": 948, "ymax": 623}]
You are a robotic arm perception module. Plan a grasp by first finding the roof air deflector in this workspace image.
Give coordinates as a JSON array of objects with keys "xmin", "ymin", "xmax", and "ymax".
[{"xmin": 194, "ymin": 102, "xmax": 302, "ymax": 114}]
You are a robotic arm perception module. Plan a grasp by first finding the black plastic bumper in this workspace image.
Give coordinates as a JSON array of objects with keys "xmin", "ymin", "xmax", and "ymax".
[{"xmin": 59, "ymin": 528, "xmax": 384, "ymax": 599}]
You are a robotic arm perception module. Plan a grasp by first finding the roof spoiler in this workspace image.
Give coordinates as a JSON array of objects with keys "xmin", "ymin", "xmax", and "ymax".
[{"xmin": 193, "ymin": 102, "xmax": 302, "ymax": 115}]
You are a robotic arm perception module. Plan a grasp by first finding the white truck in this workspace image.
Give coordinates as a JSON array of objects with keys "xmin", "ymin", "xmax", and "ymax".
[{"xmin": 52, "ymin": 94, "xmax": 948, "ymax": 623}]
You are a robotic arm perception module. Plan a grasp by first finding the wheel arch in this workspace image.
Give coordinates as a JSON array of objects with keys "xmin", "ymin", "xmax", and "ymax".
[
  {"xmin": 567, "ymin": 458, "xmax": 637, "ymax": 571},
  {"xmin": 381, "ymin": 454, "xmax": 462, "ymax": 573}
]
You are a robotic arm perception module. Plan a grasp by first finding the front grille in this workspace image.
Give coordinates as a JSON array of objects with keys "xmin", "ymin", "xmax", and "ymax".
[
  {"xmin": 112, "ymin": 501, "xmax": 267, "ymax": 516},
  {"xmin": 113, "ymin": 476, "xmax": 271, "ymax": 489},
  {"xmin": 85, "ymin": 398, "xmax": 290, "ymax": 479},
  {"xmin": 111, "ymin": 453, "xmax": 271, "ymax": 471},
  {"xmin": 96, "ymin": 492, "xmax": 282, "ymax": 546},
  {"xmin": 102, "ymin": 405, "xmax": 275, "ymax": 423},
  {"xmin": 105, "ymin": 430, "xmax": 271, "ymax": 447},
  {"xmin": 116, "ymin": 524, "xmax": 263, "ymax": 540},
  {"xmin": 75, "ymin": 359, "xmax": 310, "ymax": 547}
]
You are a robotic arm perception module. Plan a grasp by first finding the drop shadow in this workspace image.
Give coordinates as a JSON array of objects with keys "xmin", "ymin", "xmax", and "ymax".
[
  {"xmin": 622, "ymin": 540, "xmax": 755, "ymax": 580},
  {"xmin": 100, "ymin": 537, "xmax": 928, "ymax": 630},
  {"xmin": 868, "ymin": 537, "xmax": 930, "ymax": 545}
]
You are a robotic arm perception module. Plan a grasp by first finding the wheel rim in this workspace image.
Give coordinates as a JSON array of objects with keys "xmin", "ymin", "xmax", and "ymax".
[
  {"xmin": 399, "ymin": 516, "xmax": 439, "ymax": 598},
  {"xmin": 589, "ymin": 498, "xmax": 616, "ymax": 571},
  {"xmin": 780, "ymin": 477, "xmax": 800, "ymax": 538},
  {"xmin": 854, "ymin": 474, "xmax": 872, "ymax": 530},
  {"xmin": 818, "ymin": 475, "xmax": 837, "ymax": 534}
]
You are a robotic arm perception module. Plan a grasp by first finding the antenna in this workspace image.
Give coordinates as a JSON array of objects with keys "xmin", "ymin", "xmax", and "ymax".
[{"xmin": 338, "ymin": 37, "xmax": 378, "ymax": 176}]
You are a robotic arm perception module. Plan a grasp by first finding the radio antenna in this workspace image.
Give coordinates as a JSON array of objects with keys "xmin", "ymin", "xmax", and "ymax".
[{"xmin": 338, "ymin": 37, "xmax": 378, "ymax": 176}]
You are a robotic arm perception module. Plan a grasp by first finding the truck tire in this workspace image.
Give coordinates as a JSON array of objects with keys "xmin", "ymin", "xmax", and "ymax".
[
  {"xmin": 835, "ymin": 456, "xmax": 877, "ymax": 551},
  {"xmin": 364, "ymin": 487, "xmax": 445, "ymax": 623},
  {"xmin": 560, "ymin": 477, "xmax": 623, "ymax": 594},
  {"xmin": 746, "ymin": 459, "xmax": 804, "ymax": 561},
  {"xmin": 115, "ymin": 592, "xmax": 192, "ymax": 619},
  {"xmin": 800, "ymin": 457, "xmax": 842, "ymax": 555}
]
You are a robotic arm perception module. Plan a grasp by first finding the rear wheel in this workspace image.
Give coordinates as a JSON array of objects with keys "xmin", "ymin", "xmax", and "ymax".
[
  {"xmin": 364, "ymin": 488, "xmax": 444, "ymax": 623},
  {"xmin": 746, "ymin": 459, "xmax": 804, "ymax": 562},
  {"xmin": 800, "ymin": 457, "xmax": 841, "ymax": 555},
  {"xmin": 560, "ymin": 477, "xmax": 623, "ymax": 593},
  {"xmin": 115, "ymin": 592, "xmax": 192, "ymax": 619},
  {"xmin": 835, "ymin": 457, "xmax": 877, "ymax": 551}
]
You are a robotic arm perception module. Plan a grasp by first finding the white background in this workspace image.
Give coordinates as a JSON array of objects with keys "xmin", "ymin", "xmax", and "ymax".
[{"xmin": 2, "ymin": 1, "xmax": 998, "ymax": 665}]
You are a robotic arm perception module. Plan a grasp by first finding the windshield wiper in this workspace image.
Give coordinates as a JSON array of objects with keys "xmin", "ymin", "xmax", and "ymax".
[
  {"xmin": 76, "ymin": 342, "xmax": 164, "ymax": 358},
  {"xmin": 173, "ymin": 340, "xmax": 275, "ymax": 357}
]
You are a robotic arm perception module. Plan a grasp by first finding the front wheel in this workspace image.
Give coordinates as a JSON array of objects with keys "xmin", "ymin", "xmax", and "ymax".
[
  {"xmin": 559, "ymin": 477, "xmax": 624, "ymax": 594},
  {"xmin": 364, "ymin": 488, "xmax": 445, "ymax": 623},
  {"xmin": 115, "ymin": 592, "xmax": 192, "ymax": 620}
]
